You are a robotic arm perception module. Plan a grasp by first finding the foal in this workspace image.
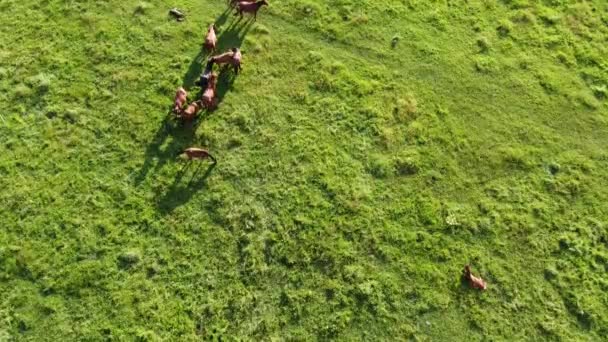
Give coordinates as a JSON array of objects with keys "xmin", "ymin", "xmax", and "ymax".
[
  {"xmin": 234, "ymin": 0, "xmax": 268, "ymax": 21},
  {"xmin": 204, "ymin": 24, "xmax": 217, "ymax": 51}
]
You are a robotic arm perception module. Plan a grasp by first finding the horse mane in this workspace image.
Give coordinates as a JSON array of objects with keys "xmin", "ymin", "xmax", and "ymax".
[{"xmin": 463, "ymin": 265, "xmax": 472, "ymax": 279}]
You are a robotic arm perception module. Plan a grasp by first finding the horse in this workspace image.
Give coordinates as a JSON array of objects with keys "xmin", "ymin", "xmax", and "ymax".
[
  {"xmin": 232, "ymin": 48, "xmax": 242, "ymax": 74},
  {"xmin": 201, "ymin": 73, "xmax": 218, "ymax": 110},
  {"xmin": 463, "ymin": 265, "xmax": 487, "ymax": 291},
  {"xmin": 234, "ymin": 0, "xmax": 268, "ymax": 21},
  {"xmin": 204, "ymin": 24, "xmax": 217, "ymax": 51},
  {"xmin": 209, "ymin": 48, "xmax": 242, "ymax": 74},
  {"xmin": 173, "ymin": 87, "xmax": 188, "ymax": 115},
  {"xmin": 195, "ymin": 59, "xmax": 215, "ymax": 89},
  {"xmin": 180, "ymin": 100, "xmax": 203, "ymax": 122},
  {"xmin": 180, "ymin": 147, "xmax": 217, "ymax": 163}
]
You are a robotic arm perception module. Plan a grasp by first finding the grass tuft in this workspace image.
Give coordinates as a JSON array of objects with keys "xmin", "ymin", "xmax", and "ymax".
[
  {"xmin": 497, "ymin": 19, "xmax": 513, "ymax": 37},
  {"xmin": 394, "ymin": 94, "xmax": 418, "ymax": 122},
  {"xmin": 134, "ymin": 1, "xmax": 153, "ymax": 15},
  {"xmin": 476, "ymin": 36, "xmax": 491, "ymax": 53},
  {"xmin": 394, "ymin": 156, "xmax": 420, "ymax": 176},
  {"xmin": 475, "ymin": 57, "xmax": 499, "ymax": 73},
  {"xmin": 118, "ymin": 251, "xmax": 141, "ymax": 269}
]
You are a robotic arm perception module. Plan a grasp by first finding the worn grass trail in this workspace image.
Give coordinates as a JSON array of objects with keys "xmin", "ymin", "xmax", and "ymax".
[{"xmin": 1, "ymin": 0, "xmax": 607, "ymax": 340}]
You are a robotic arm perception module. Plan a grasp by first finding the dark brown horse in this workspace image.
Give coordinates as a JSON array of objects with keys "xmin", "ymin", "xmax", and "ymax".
[
  {"xmin": 195, "ymin": 59, "xmax": 216, "ymax": 89},
  {"xmin": 234, "ymin": 0, "xmax": 268, "ymax": 21}
]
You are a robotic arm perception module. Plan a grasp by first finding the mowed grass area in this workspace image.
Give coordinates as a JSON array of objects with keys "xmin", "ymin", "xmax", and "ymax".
[{"xmin": 1, "ymin": 0, "xmax": 607, "ymax": 339}]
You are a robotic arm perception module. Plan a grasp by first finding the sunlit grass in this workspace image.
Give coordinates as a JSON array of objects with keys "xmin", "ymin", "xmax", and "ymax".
[{"xmin": 0, "ymin": 0, "xmax": 607, "ymax": 340}]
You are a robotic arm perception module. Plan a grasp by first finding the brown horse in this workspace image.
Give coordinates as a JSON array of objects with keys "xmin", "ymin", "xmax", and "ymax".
[
  {"xmin": 234, "ymin": 0, "xmax": 268, "ymax": 21},
  {"xmin": 204, "ymin": 24, "xmax": 217, "ymax": 51},
  {"xmin": 210, "ymin": 48, "xmax": 242, "ymax": 74},
  {"xmin": 180, "ymin": 147, "xmax": 217, "ymax": 163},
  {"xmin": 201, "ymin": 73, "xmax": 218, "ymax": 109},
  {"xmin": 463, "ymin": 265, "xmax": 487, "ymax": 291},
  {"xmin": 180, "ymin": 100, "xmax": 203, "ymax": 121},
  {"xmin": 232, "ymin": 48, "xmax": 242, "ymax": 74},
  {"xmin": 173, "ymin": 87, "xmax": 188, "ymax": 114}
]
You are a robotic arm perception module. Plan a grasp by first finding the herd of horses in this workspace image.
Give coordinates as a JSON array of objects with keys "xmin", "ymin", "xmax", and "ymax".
[
  {"xmin": 173, "ymin": 0, "xmax": 268, "ymax": 163},
  {"xmin": 168, "ymin": 1, "xmax": 490, "ymax": 290}
]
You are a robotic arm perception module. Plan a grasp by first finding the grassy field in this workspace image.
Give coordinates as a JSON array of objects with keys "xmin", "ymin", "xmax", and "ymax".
[{"xmin": 1, "ymin": 0, "xmax": 607, "ymax": 340}]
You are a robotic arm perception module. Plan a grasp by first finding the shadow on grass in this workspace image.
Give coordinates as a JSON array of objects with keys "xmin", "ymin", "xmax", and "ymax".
[
  {"xmin": 181, "ymin": 8, "xmax": 230, "ymax": 89},
  {"xmin": 212, "ymin": 19, "xmax": 255, "ymax": 108},
  {"xmin": 157, "ymin": 162, "xmax": 217, "ymax": 214},
  {"xmin": 133, "ymin": 114, "xmax": 202, "ymax": 185},
  {"xmin": 182, "ymin": 10, "xmax": 254, "ymax": 93},
  {"xmin": 136, "ymin": 11, "xmax": 253, "ymax": 192}
]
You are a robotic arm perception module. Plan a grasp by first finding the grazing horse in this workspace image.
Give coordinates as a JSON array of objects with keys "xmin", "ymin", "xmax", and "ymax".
[
  {"xmin": 463, "ymin": 265, "xmax": 487, "ymax": 291},
  {"xmin": 234, "ymin": 0, "xmax": 268, "ymax": 21},
  {"xmin": 173, "ymin": 87, "xmax": 188, "ymax": 114},
  {"xmin": 204, "ymin": 24, "xmax": 217, "ymax": 51},
  {"xmin": 180, "ymin": 147, "xmax": 217, "ymax": 163},
  {"xmin": 180, "ymin": 100, "xmax": 203, "ymax": 121},
  {"xmin": 201, "ymin": 73, "xmax": 218, "ymax": 109},
  {"xmin": 210, "ymin": 48, "xmax": 242, "ymax": 74}
]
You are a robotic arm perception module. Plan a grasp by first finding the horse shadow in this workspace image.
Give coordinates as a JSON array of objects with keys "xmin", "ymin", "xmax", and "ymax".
[
  {"xmin": 135, "ymin": 10, "xmax": 253, "ymax": 193},
  {"xmin": 212, "ymin": 19, "xmax": 255, "ymax": 108},
  {"xmin": 133, "ymin": 114, "xmax": 202, "ymax": 185},
  {"xmin": 182, "ymin": 8, "xmax": 253, "ymax": 93},
  {"xmin": 181, "ymin": 7, "xmax": 231, "ymax": 90},
  {"xmin": 157, "ymin": 162, "xmax": 217, "ymax": 214}
]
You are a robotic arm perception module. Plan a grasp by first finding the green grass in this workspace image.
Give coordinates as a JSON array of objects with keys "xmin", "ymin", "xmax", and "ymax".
[{"xmin": 1, "ymin": 0, "xmax": 607, "ymax": 340}]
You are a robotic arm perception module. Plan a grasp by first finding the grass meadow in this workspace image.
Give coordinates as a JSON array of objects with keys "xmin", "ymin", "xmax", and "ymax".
[{"xmin": 1, "ymin": 0, "xmax": 607, "ymax": 340}]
